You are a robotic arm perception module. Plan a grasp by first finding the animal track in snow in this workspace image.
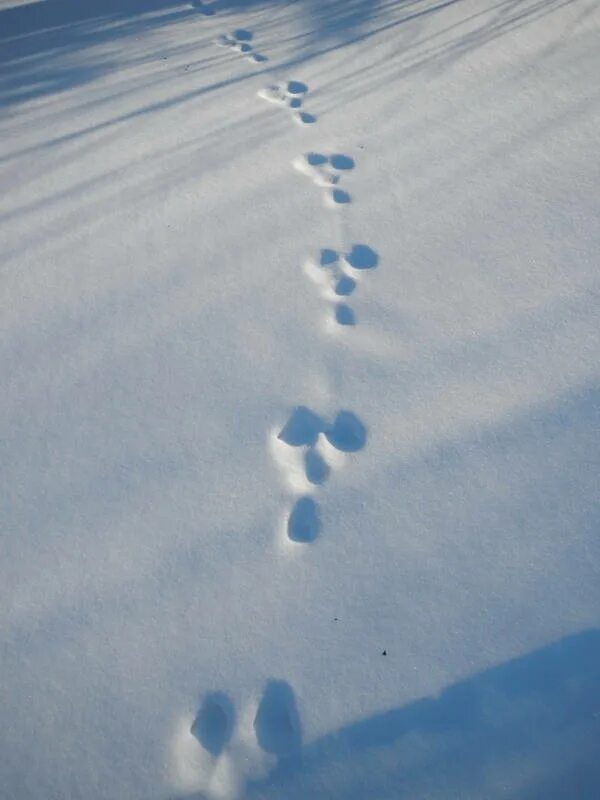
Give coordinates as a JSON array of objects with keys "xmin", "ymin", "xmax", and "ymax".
[
  {"xmin": 214, "ymin": 29, "xmax": 268, "ymax": 63},
  {"xmin": 335, "ymin": 303, "xmax": 355, "ymax": 326},
  {"xmin": 303, "ymin": 244, "xmax": 379, "ymax": 327},
  {"xmin": 258, "ymin": 81, "xmax": 316, "ymax": 125},
  {"xmin": 254, "ymin": 680, "xmax": 301, "ymax": 756},
  {"xmin": 272, "ymin": 406, "xmax": 367, "ymax": 542},
  {"xmin": 276, "ymin": 405, "xmax": 367, "ymax": 481},
  {"xmin": 288, "ymin": 496, "xmax": 320, "ymax": 543},
  {"xmin": 293, "ymin": 152, "xmax": 355, "ymax": 206},
  {"xmin": 173, "ymin": 693, "xmax": 242, "ymax": 799},
  {"xmin": 191, "ymin": 692, "xmax": 235, "ymax": 756},
  {"xmin": 190, "ymin": 682, "xmax": 301, "ymax": 758},
  {"xmin": 190, "ymin": 0, "xmax": 215, "ymax": 14},
  {"xmin": 173, "ymin": 680, "xmax": 301, "ymax": 797}
]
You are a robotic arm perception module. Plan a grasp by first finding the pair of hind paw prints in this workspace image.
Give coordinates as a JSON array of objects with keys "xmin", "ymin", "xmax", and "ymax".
[
  {"xmin": 173, "ymin": 681, "xmax": 301, "ymax": 798},
  {"xmin": 271, "ymin": 406, "xmax": 367, "ymax": 543},
  {"xmin": 258, "ymin": 81, "xmax": 317, "ymax": 125},
  {"xmin": 304, "ymin": 244, "xmax": 379, "ymax": 329},
  {"xmin": 189, "ymin": 0, "xmax": 215, "ymax": 14},
  {"xmin": 214, "ymin": 29, "xmax": 268, "ymax": 63},
  {"xmin": 293, "ymin": 151, "xmax": 355, "ymax": 206}
]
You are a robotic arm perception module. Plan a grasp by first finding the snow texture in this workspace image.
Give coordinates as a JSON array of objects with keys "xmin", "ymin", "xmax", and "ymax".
[{"xmin": 1, "ymin": 0, "xmax": 599, "ymax": 798}]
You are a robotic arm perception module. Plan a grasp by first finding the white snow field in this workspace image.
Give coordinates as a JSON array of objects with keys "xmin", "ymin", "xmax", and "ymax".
[{"xmin": 1, "ymin": 0, "xmax": 600, "ymax": 797}]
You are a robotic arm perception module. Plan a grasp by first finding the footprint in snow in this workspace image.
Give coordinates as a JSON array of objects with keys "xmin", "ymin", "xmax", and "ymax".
[
  {"xmin": 190, "ymin": 683, "xmax": 301, "ymax": 758},
  {"xmin": 288, "ymin": 496, "xmax": 320, "ymax": 543},
  {"xmin": 191, "ymin": 692, "xmax": 235, "ymax": 756},
  {"xmin": 176, "ymin": 682, "xmax": 301, "ymax": 797},
  {"xmin": 273, "ymin": 406, "xmax": 367, "ymax": 542},
  {"xmin": 335, "ymin": 304, "xmax": 355, "ymax": 326},
  {"xmin": 277, "ymin": 404, "xmax": 367, "ymax": 471},
  {"xmin": 214, "ymin": 29, "xmax": 268, "ymax": 63},
  {"xmin": 254, "ymin": 680, "xmax": 302, "ymax": 756},
  {"xmin": 258, "ymin": 80, "xmax": 316, "ymax": 125},
  {"xmin": 190, "ymin": 0, "xmax": 215, "ymax": 14},
  {"xmin": 293, "ymin": 152, "xmax": 355, "ymax": 205},
  {"xmin": 303, "ymin": 244, "xmax": 379, "ymax": 328}
]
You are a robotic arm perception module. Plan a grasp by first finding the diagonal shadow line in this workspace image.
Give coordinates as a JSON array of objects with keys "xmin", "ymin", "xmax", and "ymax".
[
  {"xmin": 241, "ymin": 629, "xmax": 600, "ymax": 799},
  {"xmin": 0, "ymin": 0, "xmax": 464, "ymax": 165},
  {"xmin": 1, "ymin": 0, "xmax": 581, "ymax": 165}
]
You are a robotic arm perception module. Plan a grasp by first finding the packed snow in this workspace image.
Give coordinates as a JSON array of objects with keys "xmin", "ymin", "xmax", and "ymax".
[{"xmin": 1, "ymin": 0, "xmax": 599, "ymax": 798}]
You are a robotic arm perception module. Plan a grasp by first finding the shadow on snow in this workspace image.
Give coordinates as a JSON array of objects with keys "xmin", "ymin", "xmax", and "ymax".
[
  {"xmin": 0, "ymin": 0, "xmax": 583, "ymax": 111},
  {"xmin": 172, "ymin": 628, "xmax": 600, "ymax": 799}
]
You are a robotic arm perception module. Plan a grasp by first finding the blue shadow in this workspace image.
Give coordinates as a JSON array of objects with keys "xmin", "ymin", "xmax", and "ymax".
[{"xmin": 242, "ymin": 629, "xmax": 600, "ymax": 799}]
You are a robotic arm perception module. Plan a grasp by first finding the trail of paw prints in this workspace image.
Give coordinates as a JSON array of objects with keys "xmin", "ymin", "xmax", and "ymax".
[
  {"xmin": 258, "ymin": 81, "xmax": 316, "ymax": 125},
  {"xmin": 304, "ymin": 244, "xmax": 379, "ymax": 328},
  {"xmin": 293, "ymin": 151, "xmax": 354, "ymax": 206},
  {"xmin": 172, "ymin": 681, "xmax": 301, "ymax": 798},
  {"xmin": 271, "ymin": 406, "xmax": 367, "ymax": 543},
  {"xmin": 214, "ymin": 29, "xmax": 268, "ymax": 63}
]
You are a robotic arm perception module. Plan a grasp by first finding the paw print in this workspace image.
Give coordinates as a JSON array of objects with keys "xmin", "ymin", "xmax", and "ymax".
[
  {"xmin": 173, "ymin": 681, "xmax": 302, "ymax": 798},
  {"xmin": 293, "ymin": 152, "xmax": 355, "ymax": 205},
  {"xmin": 303, "ymin": 244, "xmax": 379, "ymax": 328},
  {"xmin": 214, "ymin": 29, "xmax": 267, "ymax": 63},
  {"xmin": 272, "ymin": 406, "xmax": 367, "ymax": 542},
  {"xmin": 258, "ymin": 81, "xmax": 316, "ymax": 125}
]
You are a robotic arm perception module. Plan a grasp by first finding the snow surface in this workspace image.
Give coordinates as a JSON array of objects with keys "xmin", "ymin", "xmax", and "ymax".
[{"xmin": 1, "ymin": 0, "xmax": 599, "ymax": 798}]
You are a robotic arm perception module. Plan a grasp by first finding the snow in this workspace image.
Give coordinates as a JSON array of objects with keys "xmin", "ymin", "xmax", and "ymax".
[{"xmin": 1, "ymin": 0, "xmax": 599, "ymax": 798}]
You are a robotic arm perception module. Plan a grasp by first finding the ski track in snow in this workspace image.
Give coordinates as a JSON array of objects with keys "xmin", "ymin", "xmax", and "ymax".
[{"xmin": 173, "ymin": 3, "xmax": 376, "ymax": 795}]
